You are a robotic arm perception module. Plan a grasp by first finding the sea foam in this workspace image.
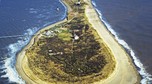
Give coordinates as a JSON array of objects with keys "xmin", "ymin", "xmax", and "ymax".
[
  {"xmin": 0, "ymin": 28, "xmax": 37, "ymax": 83},
  {"xmin": 92, "ymin": 1, "xmax": 152, "ymax": 84},
  {"xmin": 0, "ymin": 0, "xmax": 68, "ymax": 83}
]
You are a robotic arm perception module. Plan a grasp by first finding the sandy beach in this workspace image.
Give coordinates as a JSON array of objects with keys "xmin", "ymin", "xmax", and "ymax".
[
  {"xmin": 16, "ymin": 0, "xmax": 140, "ymax": 84},
  {"xmin": 84, "ymin": 0, "xmax": 140, "ymax": 84},
  {"xmin": 15, "ymin": 1, "xmax": 70, "ymax": 83},
  {"xmin": 16, "ymin": 19, "xmax": 67, "ymax": 84}
]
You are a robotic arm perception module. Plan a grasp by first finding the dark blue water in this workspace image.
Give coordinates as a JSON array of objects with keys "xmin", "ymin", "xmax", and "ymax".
[
  {"xmin": 92, "ymin": 0, "xmax": 152, "ymax": 83},
  {"xmin": 0, "ymin": 0, "xmax": 66, "ymax": 83},
  {"xmin": 0, "ymin": 0, "xmax": 152, "ymax": 83}
]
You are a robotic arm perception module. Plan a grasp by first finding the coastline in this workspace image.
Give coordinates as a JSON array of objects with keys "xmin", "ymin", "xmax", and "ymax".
[
  {"xmin": 16, "ymin": 19, "xmax": 67, "ymax": 84},
  {"xmin": 84, "ymin": 0, "xmax": 140, "ymax": 84},
  {"xmin": 16, "ymin": 0, "xmax": 70, "ymax": 83},
  {"xmin": 16, "ymin": 0, "xmax": 140, "ymax": 84}
]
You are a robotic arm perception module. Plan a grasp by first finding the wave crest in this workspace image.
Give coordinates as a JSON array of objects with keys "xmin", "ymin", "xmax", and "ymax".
[
  {"xmin": 0, "ymin": 28, "xmax": 37, "ymax": 83},
  {"xmin": 92, "ymin": 1, "xmax": 152, "ymax": 84}
]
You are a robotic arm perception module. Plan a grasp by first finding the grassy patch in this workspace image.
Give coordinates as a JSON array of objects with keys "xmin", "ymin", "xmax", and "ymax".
[
  {"xmin": 26, "ymin": 0, "xmax": 115, "ymax": 84},
  {"xmin": 58, "ymin": 29, "xmax": 71, "ymax": 41}
]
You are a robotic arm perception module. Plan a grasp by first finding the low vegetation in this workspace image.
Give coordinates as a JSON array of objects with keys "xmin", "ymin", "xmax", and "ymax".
[{"xmin": 26, "ymin": 0, "xmax": 115, "ymax": 83}]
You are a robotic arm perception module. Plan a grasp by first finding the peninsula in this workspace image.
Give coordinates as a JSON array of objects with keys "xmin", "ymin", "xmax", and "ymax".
[{"xmin": 16, "ymin": 0, "xmax": 140, "ymax": 84}]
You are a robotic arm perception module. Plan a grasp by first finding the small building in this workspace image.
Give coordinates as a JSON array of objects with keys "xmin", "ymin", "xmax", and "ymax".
[
  {"xmin": 45, "ymin": 31, "xmax": 55, "ymax": 37},
  {"xmin": 45, "ymin": 31, "xmax": 51, "ymax": 36},
  {"xmin": 74, "ymin": 33, "xmax": 79, "ymax": 40},
  {"xmin": 49, "ymin": 50, "xmax": 53, "ymax": 52},
  {"xmin": 75, "ymin": 1, "xmax": 81, "ymax": 6}
]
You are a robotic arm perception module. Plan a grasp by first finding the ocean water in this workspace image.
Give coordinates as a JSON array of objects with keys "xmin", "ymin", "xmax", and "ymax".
[
  {"xmin": 0, "ymin": 0, "xmax": 152, "ymax": 84},
  {"xmin": 92, "ymin": 0, "xmax": 152, "ymax": 83},
  {"xmin": 0, "ymin": 0, "xmax": 66, "ymax": 83}
]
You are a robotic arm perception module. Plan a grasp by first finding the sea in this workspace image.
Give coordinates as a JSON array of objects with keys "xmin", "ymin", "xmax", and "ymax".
[{"xmin": 0, "ymin": 0, "xmax": 151, "ymax": 84}]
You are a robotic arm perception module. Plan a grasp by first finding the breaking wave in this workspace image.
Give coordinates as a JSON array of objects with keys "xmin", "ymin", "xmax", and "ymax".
[
  {"xmin": 0, "ymin": 28, "xmax": 38, "ymax": 84},
  {"xmin": 0, "ymin": 0, "xmax": 67, "ymax": 83},
  {"xmin": 92, "ymin": 1, "xmax": 152, "ymax": 84}
]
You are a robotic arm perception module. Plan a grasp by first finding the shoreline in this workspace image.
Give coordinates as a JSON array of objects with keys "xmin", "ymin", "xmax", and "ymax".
[
  {"xmin": 84, "ymin": 0, "xmax": 140, "ymax": 83},
  {"xmin": 91, "ymin": 1, "xmax": 152, "ymax": 83},
  {"xmin": 16, "ymin": 19, "xmax": 67, "ymax": 84},
  {"xmin": 16, "ymin": 0, "xmax": 140, "ymax": 84},
  {"xmin": 15, "ymin": 1, "xmax": 70, "ymax": 83}
]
